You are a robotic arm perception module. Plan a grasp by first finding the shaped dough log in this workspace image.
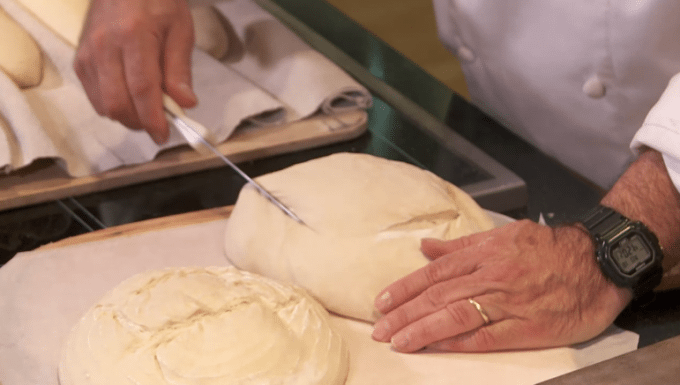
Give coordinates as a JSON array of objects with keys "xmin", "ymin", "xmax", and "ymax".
[
  {"xmin": 224, "ymin": 153, "xmax": 496, "ymax": 322},
  {"xmin": 14, "ymin": 0, "xmax": 89, "ymax": 46},
  {"xmin": 0, "ymin": 6, "xmax": 43, "ymax": 88},
  {"xmin": 191, "ymin": 5, "xmax": 230, "ymax": 60}
]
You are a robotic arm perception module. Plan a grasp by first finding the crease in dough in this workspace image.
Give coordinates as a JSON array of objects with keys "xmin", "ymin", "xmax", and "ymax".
[
  {"xmin": 224, "ymin": 153, "xmax": 496, "ymax": 322},
  {"xmin": 59, "ymin": 266, "xmax": 349, "ymax": 385}
]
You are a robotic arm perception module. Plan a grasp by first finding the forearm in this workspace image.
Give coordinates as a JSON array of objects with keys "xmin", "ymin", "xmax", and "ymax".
[{"xmin": 600, "ymin": 148, "xmax": 680, "ymax": 290}]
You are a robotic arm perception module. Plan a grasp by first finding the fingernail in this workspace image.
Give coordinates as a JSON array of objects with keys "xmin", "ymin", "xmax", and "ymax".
[
  {"xmin": 150, "ymin": 129, "xmax": 168, "ymax": 145},
  {"xmin": 391, "ymin": 333, "xmax": 409, "ymax": 350},
  {"xmin": 372, "ymin": 320, "xmax": 390, "ymax": 341},
  {"xmin": 376, "ymin": 291, "xmax": 392, "ymax": 310},
  {"xmin": 179, "ymin": 83, "xmax": 197, "ymax": 102}
]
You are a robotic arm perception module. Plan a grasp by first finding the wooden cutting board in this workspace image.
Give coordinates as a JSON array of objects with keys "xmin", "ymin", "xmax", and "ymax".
[
  {"xmin": 0, "ymin": 110, "xmax": 366, "ymax": 211},
  {"xmin": 40, "ymin": 205, "xmax": 234, "ymax": 250}
]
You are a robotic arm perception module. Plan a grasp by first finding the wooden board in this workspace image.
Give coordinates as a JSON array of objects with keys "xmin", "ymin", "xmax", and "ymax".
[
  {"xmin": 537, "ymin": 334, "xmax": 680, "ymax": 384},
  {"xmin": 0, "ymin": 110, "xmax": 367, "ymax": 211},
  {"xmin": 40, "ymin": 205, "xmax": 233, "ymax": 250}
]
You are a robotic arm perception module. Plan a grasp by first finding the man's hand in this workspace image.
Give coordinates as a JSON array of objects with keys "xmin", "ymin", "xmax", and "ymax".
[
  {"xmin": 371, "ymin": 220, "xmax": 632, "ymax": 353},
  {"xmin": 74, "ymin": 0, "xmax": 197, "ymax": 144}
]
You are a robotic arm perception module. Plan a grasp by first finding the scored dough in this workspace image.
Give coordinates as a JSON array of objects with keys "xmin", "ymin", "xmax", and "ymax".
[
  {"xmin": 59, "ymin": 266, "xmax": 349, "ymax": 385},
  {"xmin": 224, "ymin": 153, "xmax": 495, "ymax": 322},
  {"xmin": 0, "ymin": 6, "xmax": 43, "ymax": 88}
]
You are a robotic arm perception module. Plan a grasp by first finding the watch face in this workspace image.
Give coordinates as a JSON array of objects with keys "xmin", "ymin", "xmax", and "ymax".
[{"xmin": 610, "ymin": 233, "xmax": 652, "ymax": 275}]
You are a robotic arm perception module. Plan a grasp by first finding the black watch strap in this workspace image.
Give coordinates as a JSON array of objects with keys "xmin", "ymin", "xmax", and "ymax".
[{"xmin": 582, "ymin": 206, "xmax": 629, "ymax": 242}]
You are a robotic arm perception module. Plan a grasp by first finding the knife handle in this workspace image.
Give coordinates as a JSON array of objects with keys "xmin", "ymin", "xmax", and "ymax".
[{"xmin": 162, "ymin": 94, "xmax": 217, "ymax": 145}]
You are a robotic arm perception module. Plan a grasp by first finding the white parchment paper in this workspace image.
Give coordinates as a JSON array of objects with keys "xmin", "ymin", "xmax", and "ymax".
[{"xmin": 0, "ymin": 217, "xmax": 638, "ymax": 385}]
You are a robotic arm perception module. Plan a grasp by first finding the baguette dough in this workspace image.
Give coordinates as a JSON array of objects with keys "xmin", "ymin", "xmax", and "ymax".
[
  {"xmin": 0, "ymin": 6, "xmax": 43, "ymax": 88},
  {"xmin": 191, "ymin": 5, "xmax": 229, "ymax": 60},
  {"xmin": 59, "ymin": 266, "xmax": 349, "ymax": 385},
  {"xmin": 224, "ymin": 153, "xmax": 495, "ymax": 321},
  {"xmin": 14, "ymin": 0, "xmax": 89, "ymax": 46}
]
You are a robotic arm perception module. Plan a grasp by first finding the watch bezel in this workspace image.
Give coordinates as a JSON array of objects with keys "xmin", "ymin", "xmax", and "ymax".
[
  {"xmin": 582, "ymin": 205, "xmax": 664, "ymax": 297},
  {"xmin": 594, "ymin": 222, "xmax": 661, "ymax": 287}
]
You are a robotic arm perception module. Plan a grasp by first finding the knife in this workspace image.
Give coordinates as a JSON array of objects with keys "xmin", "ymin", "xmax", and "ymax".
[{"xmin": 162, "ymin": 96, "xmax": 306, "ymax": 225}]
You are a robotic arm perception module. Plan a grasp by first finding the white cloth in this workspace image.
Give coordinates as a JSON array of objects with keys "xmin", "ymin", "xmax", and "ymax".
[
  {"xmin": 0, "ymin": 0, "xmax": 283, "ymax": 176},
  {"xmin": 0, "ymin": 0, "xmax": 371, "ymax": 177},
  {"xmin": 212, "ymin": 0, "xmax": 372, "ymax": 121},
  {"xmin": 433, "ymin": 0, "xmax": 680, "ymax": 188},
  {"xmin": 631, "ymin": 73, "xmax": 680, "ymax": 193}
]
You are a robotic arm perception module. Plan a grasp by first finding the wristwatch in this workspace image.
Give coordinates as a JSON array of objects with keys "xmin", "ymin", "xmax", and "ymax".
[{"xmin": 581, "ymin": 205, "xmax": 664, "ymax": 298}]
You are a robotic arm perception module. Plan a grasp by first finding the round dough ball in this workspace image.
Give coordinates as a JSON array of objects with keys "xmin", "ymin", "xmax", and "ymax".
[
  {"xmin": 0, "ymin": 6, "xmax": 43, "ymax": 88},
  {"xmin": 224, "ymin": 153, "xmax": 495, "ymax": 322},
  {"xmin": 59, "ymin": 266, "xmax": 348, "ymax": 385}
]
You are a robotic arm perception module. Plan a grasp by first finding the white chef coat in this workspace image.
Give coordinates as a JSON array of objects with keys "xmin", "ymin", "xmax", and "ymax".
[
  {"xmin": 433, "ymin": 0, "xmax": 680, "ymax": 189},
  {"xmin": 631, "ymin": 73, "xmax": 680, "ymax": 193}
]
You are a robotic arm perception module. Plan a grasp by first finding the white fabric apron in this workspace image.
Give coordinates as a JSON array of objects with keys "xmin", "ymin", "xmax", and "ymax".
[{"xmin": 433, "ymin": 0, "xmax": 680, "ymax": 188}]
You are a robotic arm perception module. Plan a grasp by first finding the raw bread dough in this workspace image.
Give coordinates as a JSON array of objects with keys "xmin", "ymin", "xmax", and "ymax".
[
  {"xmin": 224, "ymin": 153, "xmax": 495, "ymax": 321},
  {"xmin": 191, "ymin": 5, "xmax": 230, "ymax": 60},
  {"xmin": 0, "ymin": 6, "xmax": 43, "ymax": 88},
  {"xmin": 14, "ymin": 0, "xmax": 89, "ymax": 46},
  {"xmin": 59, "ymin": 266, "xmax": 349, "ymax": 385}
]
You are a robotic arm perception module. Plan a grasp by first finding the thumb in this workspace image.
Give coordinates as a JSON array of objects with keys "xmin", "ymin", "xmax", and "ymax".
[{"xmin": 163, "ymin": 14, "xmax": 197, "ymax": 107}]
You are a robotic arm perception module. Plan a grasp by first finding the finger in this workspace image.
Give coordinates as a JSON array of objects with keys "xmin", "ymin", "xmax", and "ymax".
[
  {"xmin": 92, "ymin": 42, "xmax": 143, "ymax": 129},
  {"xmin": 388, "ymin": 298, "xmax": 491, "ymax": 353},
  {"xmin": 372, "ymin": 276, "xmax": 481, "ymax": 342},
  {"xmin": 428, "ymin": 319, "xmax": 540, "ymax": 352},
  {"xmin": 123, "ymin": 32, "xmax": 167, "ymax": 144},
  {"xmin": 420, "ymin": 232, "xmax": 483, "ymax": 260},
  {"xmin": 74, "ymin": 45, "xmax": 105, "ymax": 117},
  {"xmin": 374, "ymin": 251, "xmax": 478, "ymax": 314},
  {"xmin": 162, "ymin": 7, "xmax": 197, "ymax": 108}
]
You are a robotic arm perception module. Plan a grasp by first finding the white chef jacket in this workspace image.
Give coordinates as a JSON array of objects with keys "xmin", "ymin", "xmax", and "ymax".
[
  {"xmin": 433, "ymin": 0, "xmax": 680, "ymax": 189},
  {"xmin": 631, "ymin": 73, "xmax": 680, "ymax": 193}
]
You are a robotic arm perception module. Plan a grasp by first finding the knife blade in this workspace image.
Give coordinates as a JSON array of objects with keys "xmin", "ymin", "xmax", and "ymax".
[{"xmin": 162, "ymin": 96, "xmax": 306, "ymax": 226}]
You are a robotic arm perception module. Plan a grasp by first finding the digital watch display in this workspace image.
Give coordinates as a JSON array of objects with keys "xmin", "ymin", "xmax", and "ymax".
[{"xmin": 581, "ymin": 206, "xmax": 663, "ymax": 298}]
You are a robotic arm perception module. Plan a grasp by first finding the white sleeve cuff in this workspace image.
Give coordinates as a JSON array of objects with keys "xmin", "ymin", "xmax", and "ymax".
[{"xmin": 630, "ymin": 72, "xmax": 680, "ymax": 192}]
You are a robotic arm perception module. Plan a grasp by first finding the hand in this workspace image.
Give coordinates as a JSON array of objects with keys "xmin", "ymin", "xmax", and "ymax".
[
  {"xmin": 74, "ymin": 0, "xmax": 197, "ymax": 144},
  {"xmin": 371, "ymin": 220, "xmax": 633, "ymax": 353}
]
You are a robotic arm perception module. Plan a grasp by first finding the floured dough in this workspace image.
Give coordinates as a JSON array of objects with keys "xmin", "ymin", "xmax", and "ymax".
[
  {"xmin": 224, "ymin": 153, "xmax": 495, "ymax": 321},
  {"xmin": 0, "ymin": 6, "xmax": 43, "ymax": 88},
  {"xmin": 59, "ymin": 266, "xmax": 349, "ymax": 385},
  {"xmin": 14, "ymin": 0, "xmax": 89, "ymax": 46},
  {"xmin": 191, "ymin": 5, "xmax": 230, "ymax": 60}
]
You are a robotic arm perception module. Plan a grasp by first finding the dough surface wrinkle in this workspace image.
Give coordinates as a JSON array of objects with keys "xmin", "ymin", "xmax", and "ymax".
[
  {"xmin": 59, "ymin": 266, "xmax": 349, "ymax": 385},
  {"xmin": 224, "ymin": 153, "xmax": 495, "ymax": 322}
]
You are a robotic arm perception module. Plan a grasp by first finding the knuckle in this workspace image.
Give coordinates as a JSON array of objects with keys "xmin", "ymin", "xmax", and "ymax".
[
  {"xmin": 127, "ymin": 77, "xmax": 156, "ymax": 99},
  {"xmin": 85, "ymin": 29, "xmax": 115, "ymax": 53},
  {"xmin": 423, "ymin": 262, "xmax": 446, "ymax": 286},
  {"xmin": 471, "ymin": 327, "xmax": 497, "ymax": 351},
  {"xmin": 423, "ymin": 284, "xmax": 447, "ymax": 308},
  {"xmin": 444, "ymin": 302, "xmax": 474, "ymax": 325},
  {"xmin": 100, "ymin": 96, "xmax": 126, "ymax": 120},
  {"xmin": 115, "ymin": 16, "xmax": 147, "ymax": 39}
]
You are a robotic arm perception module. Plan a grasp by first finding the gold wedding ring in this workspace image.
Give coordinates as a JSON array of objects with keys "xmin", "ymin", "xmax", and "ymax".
[{"xmin": 468, "ymin": 298, "xmax": 491, "ymax": 325}]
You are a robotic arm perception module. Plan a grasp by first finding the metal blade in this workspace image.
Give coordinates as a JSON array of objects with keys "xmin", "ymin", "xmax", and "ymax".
[{"xmin": 165, "ymin": 108, "xmax": 306, "ymax": 226}]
